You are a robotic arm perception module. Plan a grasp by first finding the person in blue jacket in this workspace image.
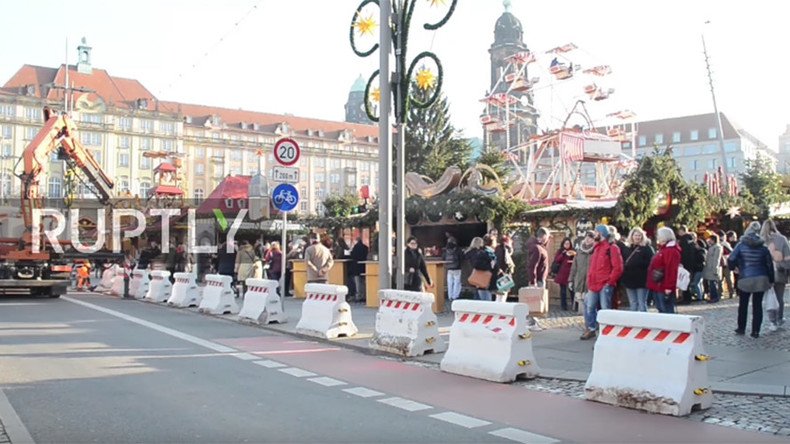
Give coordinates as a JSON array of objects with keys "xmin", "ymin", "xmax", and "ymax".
[{"xmin": 728, "ymin": 221, "xmax": 775, "ymax": 338}]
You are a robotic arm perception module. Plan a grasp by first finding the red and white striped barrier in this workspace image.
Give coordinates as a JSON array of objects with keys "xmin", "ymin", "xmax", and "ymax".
[
  {"xmin": 167, "ymin": 273, "xmax": 201, "ymax": 308},
  {"xmin": 109, "ymin": 266, "xmax": 126, "ymax": 296},
  {"xmin": 584, "ymin": 310, "xmax": 713, "ymax": 416},
  {"xmin": 238, "ymin": 279, "xmax": 286, "ymax": 324},
  {"xmin": 98, "ymin": 265, "xmax": 117, "ymax": 292},
  {"xmin": 129, "ymin": 268, "xmax": 150, "ymax": 299},
  {"xmin": 440, "ymin": 301, "xmax": 539, "ymax": 382},
  {"xmin": 295, "ymin": 283, "xmax": 356, "ymax": 339},
  {"xmin": 370, "ymin": 289, "xmax": 445, "ymax": 357},
  {"xmin": 145, "ymin": 271, "xmax": 172, "ymax": 303},
  {"xmin": 198, "ymin": 274, "xmax": 239, "ymax": 315}
]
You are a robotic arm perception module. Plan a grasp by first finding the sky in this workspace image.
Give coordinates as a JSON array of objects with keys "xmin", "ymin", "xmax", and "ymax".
[{"xmin": 1, "ymin": 0, "xmax": 788, "ymax": 150}]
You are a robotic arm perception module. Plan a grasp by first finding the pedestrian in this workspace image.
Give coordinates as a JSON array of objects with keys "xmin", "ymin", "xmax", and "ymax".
[
  {"xmin": 703, "ymin": 234, "xmax": 723, "ymax": 303},
  {"xmin": 726, "ymin": 231, "xmax": 740, "ymax": 291},
  {"xmin": 760, "ymin": 219, "xmax": 789, "ymax": 331},
  {"xmin": 621, "ymin": 227, "xmax": 654, "ymax": 312},
  {"xmin": 471, "ymin": 235, "xmax": 498, "ymax": 301},
  {"xmin": 647, "ymin": 227, "xmax": 682, "ymax": 314},
  {"xmin": 443, "ymin": 236, "xmax": 463, "ymax": 302},
  {"xmin": 728, "ymin": 221, "xmax": 774, "ymax": 338},
  {"xmin": 404, "ymin": 236, "xmax": 433, "ymax": 292},
  {"xmin": 569, "ymin": 231, "xmax": 595, "ymax": 312},
  {"xmin": 284, "ymin": 240, "xmax": 303, "ymax": 297},
  {"xmin": 305, "ymin": 234, "xmax": 334, "ymax": 283},
  {"xmin": 551, "ymin": 237, "xmax": 576, "ymax": 311},
  {"xmin": 719, "ymin": 231, "xmax": 735, "ymax": 298},
  {"xmin": 216, "ymin": 240, "xmax": 236, "ymax": 278},
  {"xmin": 494, "ymin": 234, "xmax": 516, "ymax": 302},
  {"xmin": 234, "ymin": 240, "xmax": 258, "ymax": 295},
  {"xmin": 526, "ymin": 227, "xmax": 549, "ymax": 287},
  {"xmin": 267, "ymin": 241, "xmax": 283, "ymax": 283},
  {"xmin": 580, "ymin": 225, "xmax": 623, "ymax": 340},
  {"xmin": 76, "ymin": 261, "xmax": 91, "ymax": 290},
  {"xmin": 166, "ymin": 236, "xmax": 178, "ymax": 277},
  {"xmin": 678, "ymin": 226, "xmax": 705, "ymax": 303},
  {"xmin": 350, "ymin": 238, "xmax": 369, "ymax": 303}
]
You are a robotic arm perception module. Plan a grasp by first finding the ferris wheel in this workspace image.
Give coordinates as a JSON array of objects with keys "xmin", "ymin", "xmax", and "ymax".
[{"xmin": 479, "ymin": 42, "xmax": 638, "ymax": 203}]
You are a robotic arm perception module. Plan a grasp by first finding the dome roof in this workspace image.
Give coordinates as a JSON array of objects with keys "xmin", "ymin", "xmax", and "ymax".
[
  {"xmin": 350, "ymin": 74, "xmax": 367, "ymax": 93},
  {"xmin": 494, "ymin": 11, "xmax": 523, "ymax": 45}
]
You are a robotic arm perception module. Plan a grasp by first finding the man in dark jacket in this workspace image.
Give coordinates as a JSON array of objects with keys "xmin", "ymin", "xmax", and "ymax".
[
  {"xmin": 349, "ymin": 238, "xmax": 369, "ymax": 303},
  {"xmin": 443, "ymin": 237, "xmax": 463, "ymax": 301},
  {"xmin": 678, "ymin": 226, "xmax": 705, "ymax": 303},
  {"xmin": 526, "ymin": 228, "xmax": 549, "ymax": 287},
  {"xmin": 216, "ymin": 241, "xmax": 237, "ymax": 278}
]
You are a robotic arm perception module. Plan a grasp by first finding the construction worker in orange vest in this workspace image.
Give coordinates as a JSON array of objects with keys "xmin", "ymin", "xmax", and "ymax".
[{"xmin": 77, "ymin": 262, "xmax": 91, "ymax": 291}]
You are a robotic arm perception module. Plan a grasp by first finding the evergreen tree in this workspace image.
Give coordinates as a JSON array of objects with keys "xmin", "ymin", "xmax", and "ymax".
[
  {"xmin": 739, "ymin": 153, "xmax": 786, "ymax": 218},
  {"xmin": 404, "ymin": 86, "xmax": 471, "ymax": 180}
]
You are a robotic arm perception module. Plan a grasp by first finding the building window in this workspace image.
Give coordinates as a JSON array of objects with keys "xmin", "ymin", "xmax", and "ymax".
[
  {"xmin": 139, "ymin": 181, "xmax": 151, "ymax": 197},
  {"xmin": 231, "ymin": 150, "xmax": 242, "ymax": 161},
  {"xmin": 707, "ymin": 159, "xmax": 717, "ymax": 169},
  {"xmin": 690, "ymin": 130, "xmax": 699, "ymax": 141},
  {"xmin": 140, "ymin": 156, "xmax": 151, "ymax": 169},
  {"xmin": 724, "ymin": 142, "xmax": 738, "ymax": 153},
  {"xmin": 300, "ymin": 201, "xmax": 308, "ymax": 212},
  {"xmin": 118, "ymin": 152, "xmax": 130, "ymax": 167},
  {"xmin": 702, "ymin": 144, "xmax": 719, "ymax": 154},
  {"xmin": 727, "ymin": 157, "xmax": 736, "ymax": 169},
  {"xmin": 314, "ymin": 157, "xmax": 326, "ymax": 168},
  {"xmin": 330, "ymin": 173, "xmax": 340, "ymax": 184},
  {"xmin": 1, "ymin": 142, "xmax": 11, "ymax": 157},
  {"xmin": 47, "ymin": 177, "xmax": 62, "ymax": 197},
  {"xmin": 360, "ymin": 162, "xmax": 370, "ymax": 172},
  {"xmin": 195, "ymin": 147, "xmax": 205, "ymax": 159},
  {"xmin": 638, "ymin": 135, "xmax": 646, "ymax": 147},
  {"xmin": 92, "ymin": 150, "xmax": 103, "ymax": 165},
  {"xmin": 654, "ymin": 134, "xmax": 663, "ymax": 144},
  {"xmin": 24, "ymin": 107, "xmax": 40, "ymax": 121},
  {"xmin": 119, "ymin": 178, "xmax": 130, "ymax": 194},
  {"xmin": 246, "ymin": 151, "xmax": 257, "ymax": 162},
  {"xmin": 81, "ymin": 113, "xmax": 103, "ymax": 124},
  {"xmin": 672, "ymin": 131, "xmax": 681, "ymax": 143},
  {"xmin": 691, "ymin": 160, "xmax": 699, "ymax": 171},
  {"xmin": 708, "ymin": 128, "xmax": 717, "ymax": 139},
  {"xmin": 160, "ymin": 121, "xmax": 175, "ymax": 135},
  {"xmin": 80, "ymin": 132, "xmax": 102, "ymax": 146},
  {"xmin": 119, "ymin": 117, "xmax": 132, "ymax": 131},
  {"xmin": 316, "ymin": 189, "xmax": 325, "ymax": 200},
  {"xmin": 1, "ymin": 125, "xmax": 11, "ymax": 139},
  {"xmin": 140, "ymin": 119, "xmax": 153, "ymax": 134},
  {"xmin": 361, "ymin": 175, "xmax": 370, "ymax": 186},
  {"xmin": 0, "ymin": 104, "xmax": 15, "ymax": 118},
  {"xmin": 162, "ymin": 139, "xmax": 174, "ymax": 152},
  {"xmin": 119, "ymin": 136, "xmax": 131, "ymax": 149},
  {"xmin": 194, "ymin": 188, "xmax": 204, "ymax": 200},
  {"xmin": 315, "ymin": 173, "xmax": 325, "ymax": 183},
  {"xmin": 196, "ymin": 163, "xmax": 205, "ymax": 175},
  {"xmin": 25, "ymin": 127, "xmax": 37, "ymax": 140},
  {"xmin": 331, "ymin": 158, "xmax": 342, "ymax": 168},
  {"xmin": 140, "ymin": 138, "xmax": 153, "ymax": 150}
]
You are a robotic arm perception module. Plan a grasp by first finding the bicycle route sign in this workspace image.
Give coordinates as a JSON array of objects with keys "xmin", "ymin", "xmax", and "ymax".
[
  {"xmin": 273, "ymin": 138, "xmax": 300, "ymax": 166},
  {"xmin": 271, "ymin": 183, "xmax": 299, "ymax": 212}
]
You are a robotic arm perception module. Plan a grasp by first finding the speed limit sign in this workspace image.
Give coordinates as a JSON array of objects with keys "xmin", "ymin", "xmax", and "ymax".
[{"xmin": 273, "ymin": 138, "xmax": 301, "ymax": 166}]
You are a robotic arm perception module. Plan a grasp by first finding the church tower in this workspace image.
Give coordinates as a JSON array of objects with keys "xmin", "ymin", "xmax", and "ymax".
[
  {"xmin": 344, "ymin": 75, "xmax": 372, "ymax": 124},
  {"xmin": 77, "ymin": 37, "xmax": 93, "ymax": 74},
  {"xmin": 485, "ymin": 0, "xmax": 538, "ymax": 151}
]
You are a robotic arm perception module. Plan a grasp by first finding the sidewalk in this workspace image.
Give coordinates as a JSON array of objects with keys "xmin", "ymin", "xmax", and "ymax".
[{"xmin": 216, "ymin": 296, "xmax": 790, "ymax": 397}]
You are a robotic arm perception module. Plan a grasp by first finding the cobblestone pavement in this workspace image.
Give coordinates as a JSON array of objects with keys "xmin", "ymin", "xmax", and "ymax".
[{"xmin": 515, "ymin": 378, "xmax": 790, "ymax": 437}]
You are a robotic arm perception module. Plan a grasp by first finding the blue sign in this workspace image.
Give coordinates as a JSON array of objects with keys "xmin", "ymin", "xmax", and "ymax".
[{"xmin": 272, "ymin": 183, "xmax": 299, "ymax": 212}]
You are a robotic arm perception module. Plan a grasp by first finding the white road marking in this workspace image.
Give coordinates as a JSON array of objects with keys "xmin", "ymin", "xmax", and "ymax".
[
  {"xmin": 342, "ymin": 387, "xmax": 385, "ymax": 398},
  {"xmin": 307, "ymin": 377, "xmax": 347, "ymax": 387},
  {"xmin": 251, "ymin": 347, "xmax": 339, "ymax": 355},
  {"xmin": 278, "ymin": 367, "xmax": 318, "ymax": 377},
  {"xmin": 429, "ymin": 412, "xmax": 492, "ymax": 428},
  {"xmin": 489, "ymin": 427, "xmax": 559, "ymax": 444},
  {"xmin": 0, "ymin": 388, "xmax": 35, "ymax": 443},
  {"xmin": 62, "ymin": 297, "xmax": 236, "ymax": 353},
  {"xmin": 231, "ymin": 352, "xmax": 259, "ymax": 361},
  {"xmin": 253, "ymin": 360, "xmax": 287, "ymax": 368},
  {"xmin": 377, "ymin": 397, "xmax": 433, "ymax": 412},
  {"xmin": 0, "ymin": 303, "xmax": 43, "ymax": 306}
]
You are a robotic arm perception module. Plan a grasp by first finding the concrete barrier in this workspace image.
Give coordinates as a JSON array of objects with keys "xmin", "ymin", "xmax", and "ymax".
[
  {"xmin": 518, "ymin": 286, "xmax": 549, "ymax": 315},
  {"xmin": 440, "ymin": 301, "xmax": 539, "ymax": 382},
  {"xmin": 145, "ymin": 271, "xmax": 172, "ymax": 303},
  {"xmin": 238, "ymin": 279, "xmax": 286, "ymax": 324},
  {"xmin": 584, "ymin": 310, "xmax": 713, "ymax": 416},
  {"xmin": 198, "ymin": 274, "xmax": 239, "ymax": 315},
  {"xmin": 167, "ymin": 273, "xmax": 202, "ymax": 308},
  {"xmin": 370, "ymin": 289, "xmax": 445, "ymax": 357},
  {"xmin": 109, "ymin": 266, "xmax": 125, "ymax": 296},
  {"xmin": 129, "ymin": 268, "xmax": 150, "ymax": 299},
  {"xmin": 98, "ymin": 265, "xmax": 117, "ymax": 292},
  {"xmin": 295, "ymin": 283, "xmax": 357, "ymax": 339}
]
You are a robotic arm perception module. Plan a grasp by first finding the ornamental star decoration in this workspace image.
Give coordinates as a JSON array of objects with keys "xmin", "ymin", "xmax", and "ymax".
[
  {"xmin": 429, "ymin": 0, "xmax": 447, "ymax": 6},
  {"xmin": 415, "ymin": 68, "xmax": 436, "ymax": 91},
  {"xmin": 370, "ymin": 87, "xmax": 381, "ymax": 103},
  {"xmin": 726, "ymin": 206, "xmax": 741, "ymax": 219},
  {"xmin": 354, "ymin": 12, "xmax": 377, "ymax": 36}
]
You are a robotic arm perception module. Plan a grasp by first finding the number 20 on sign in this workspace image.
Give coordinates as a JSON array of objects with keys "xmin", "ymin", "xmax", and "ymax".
[{"xmin": 273, "ymin": 138, "xmax": 300, "ymax": 166}]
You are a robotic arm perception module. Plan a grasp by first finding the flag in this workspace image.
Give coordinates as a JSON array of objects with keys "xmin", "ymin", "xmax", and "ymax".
[{"xmin": 559, "ymin": 132, "xmax": 584, "ymax": 162}]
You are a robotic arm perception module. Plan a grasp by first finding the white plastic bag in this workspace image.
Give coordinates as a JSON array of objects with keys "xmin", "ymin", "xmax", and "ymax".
[
  {"xmin": 763, "ymin": 287, "xmax": 779, "ymax": 311},
  {"xmin": 676, "ymin": 265, "xmax": 691, "ymax": 291}
]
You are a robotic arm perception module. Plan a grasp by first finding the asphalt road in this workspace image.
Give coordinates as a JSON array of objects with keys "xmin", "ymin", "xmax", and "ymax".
[{"xmin": 0, "ymin": 293, "xmax": 784, "ymax": 443}]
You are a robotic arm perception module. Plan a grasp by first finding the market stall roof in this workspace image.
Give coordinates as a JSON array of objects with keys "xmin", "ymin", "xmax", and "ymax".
[
  {"xmin": 524, "ymin": 199, "xmax": 617, "ymax": 215},
  {"xmin": 196, "ymin": 175, "xmax": 251, "ymax": 216}
]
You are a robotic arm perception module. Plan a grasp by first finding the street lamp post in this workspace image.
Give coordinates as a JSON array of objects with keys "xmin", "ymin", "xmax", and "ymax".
[{"xmin": 350, "ymin": 0, "xmax": 457, "ymax": 290}]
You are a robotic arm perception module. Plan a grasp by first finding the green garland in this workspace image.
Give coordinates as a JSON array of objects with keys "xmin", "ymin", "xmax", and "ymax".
[{"xmin": 406, "ymin": 189, "xmax": 531, "ymax": 228}]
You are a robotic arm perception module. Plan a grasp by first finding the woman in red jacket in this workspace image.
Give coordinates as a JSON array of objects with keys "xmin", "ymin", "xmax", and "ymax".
[
  {"xmin": 647, "ymin": 227, "xmax": 682, "ymax": 313},
  {"xmin": 551, "ymin": 238, "xmax": 576, "ymax": 310}
]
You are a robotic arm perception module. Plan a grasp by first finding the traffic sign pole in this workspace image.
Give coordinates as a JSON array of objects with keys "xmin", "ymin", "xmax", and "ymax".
[
  {"xmin": 272, "ymin": 138, "xmax": 300, "ymax": 306},
  {"xmin": 281, "ymin": 209, "xmax": 286, "ymax": 312}
]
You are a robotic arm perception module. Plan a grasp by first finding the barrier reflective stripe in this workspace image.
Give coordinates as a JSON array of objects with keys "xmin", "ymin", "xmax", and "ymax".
[
  {"xmin": 370, "ymin": 289, "xmax": 445, "ymax": 357},
  {"xmin": 145, "ymin": 271, "xmax": 172, "ymax": 303},
  {"xmin": 167, "ymin": 272, "xmax": 201, "ymax": 308},
  {"xmin": 584, "ymin": 310, "xmax": 713, "ymax": 416},
  {"xmin": 440, "ymin": 301, "xmax": 539, "ymax": 383},
  {"xmin": 295, "ymin": 283, "xmax": 357, "ymax": 339},
  {"xmin": 198, "ymin": 274, "xmax": 239, "ymax": 315},
  {"xmin": 238, "ymin": 278, "xmax": 285, "ymax": 324}
]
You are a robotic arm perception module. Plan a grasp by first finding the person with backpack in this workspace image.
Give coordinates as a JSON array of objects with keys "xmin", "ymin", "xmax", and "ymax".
[
  {"xmin": 580, "ymin": 225, "xmax": 624, "ymax": 340},
  {"xmin": 728, "ymin": 221, "xmax": 774, "ymax": 338}
]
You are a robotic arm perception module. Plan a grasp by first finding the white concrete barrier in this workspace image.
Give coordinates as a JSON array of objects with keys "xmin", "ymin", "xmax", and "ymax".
[
  {"xmin": 440, "ymin": 301, "xmax": 539, "ymax": 382},
  {"xmin": 198, "ymin": 274, "xmax": 239, "ymax": 315},
  {"xmin": 584, "ymin": 310, "xmax": 713, "ymax": 416},
  {"xmin": 145, "ymin": 271, "xmax": 172, "ymax": 303},
  {"xmin": 238, "ymin": 279, "xmax": 286, "ymax": 324},
  {"xmin": 295, "ymin": 283, "xmax": 357, "ymax": 339},
  {"xmin": 109, "ymin": 266, "xmax": 126, "ymax": 296},
  {"xmin": 167, "ymin": 273, "xmax": 202, "ymax": 308},
  {"xmin": 129, "ymin": 268, "xmax": 150, "ymax": 300},
  {"xmin": 518, "ymin": 287, "xmax": 549, "ymax": 315},
  {"xmin": 98, "ymin": 265, "xmax": 117, "ymax": 292},
  {"xmin": 370, "ymin": 289, "xmax": 445, "ymax": 357}
]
